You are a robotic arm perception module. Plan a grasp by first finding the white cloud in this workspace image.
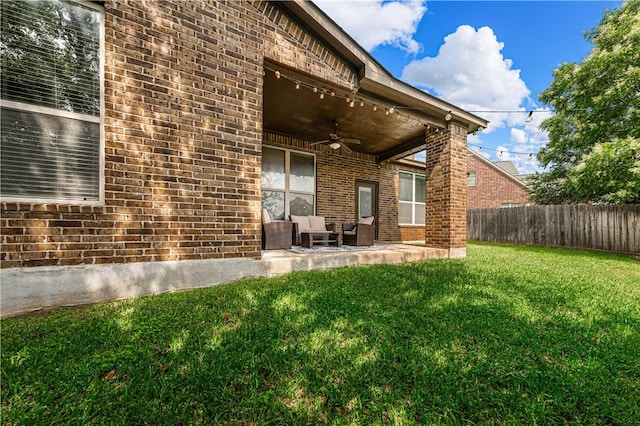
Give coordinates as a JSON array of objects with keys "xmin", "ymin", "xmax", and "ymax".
[
  {"xmin": 314, "ymin": 0, "xmax": 427, "ymax": 53},
  {"xmin": 511, "ymin": 128, "xmax": 528, "ymax": 144},
  {"xmin": 401, "ymin": 25, "xmax": 530, "ymax": 133}
]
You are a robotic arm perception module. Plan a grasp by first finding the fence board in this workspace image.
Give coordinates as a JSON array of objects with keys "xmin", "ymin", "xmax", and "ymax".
[{"xmin": 467, "ymin": 205, "xmax": 640, "ymax": 254}]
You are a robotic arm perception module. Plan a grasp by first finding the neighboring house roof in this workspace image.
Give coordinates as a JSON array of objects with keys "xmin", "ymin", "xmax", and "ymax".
[
  {"xmin": 264, "ymin": 1, "xmax": 489, "ymax": 163},
  {"xmin": 467, "ymin": 148, "xmax": 530, "ymax": 189},
  {"xmin": 493, "ymin": 161, "xmax": 520, "ymax": 176}
]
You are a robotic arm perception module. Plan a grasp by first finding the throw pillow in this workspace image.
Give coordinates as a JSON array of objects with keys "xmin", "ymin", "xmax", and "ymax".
[
  {"xmin": 358, "ymin": 216, "xmax": 375, "ymax": 225},
  {"xmin": 262, "ymin": 209, "xmax": 271, "ymax": 224},
  {"xmin": 290, "ymin": 215, "xmax": 311, "ymax": 232},
  {"xmin": 308, "ymin": 215, "xmax": 326, "ymax": 231}
]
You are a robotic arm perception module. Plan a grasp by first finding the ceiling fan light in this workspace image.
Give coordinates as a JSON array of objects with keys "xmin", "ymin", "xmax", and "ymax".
[{"xmin": 329, "ymin": 142, "xmax": 341, "ymax": 150}]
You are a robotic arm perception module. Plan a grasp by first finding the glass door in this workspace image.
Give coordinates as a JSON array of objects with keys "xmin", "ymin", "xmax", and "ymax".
[{"xmin": 355, "ymin": 180, "xmax": 378, "ymax": 238}]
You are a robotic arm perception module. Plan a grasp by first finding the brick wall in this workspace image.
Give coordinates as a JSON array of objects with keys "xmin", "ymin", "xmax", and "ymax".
[
  {"xmin": 1, "ymin": 1, "xmax": 358, "ymax": 268},
  {"xmin": 425, "ymin": 124, "xmax": 468, "ymax": 251},
  {"xmin": 467, "ymin": 152, "xmax": 531, "ymax": 209}
]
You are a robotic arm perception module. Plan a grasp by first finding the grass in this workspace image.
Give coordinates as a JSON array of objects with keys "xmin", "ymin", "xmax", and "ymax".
[{"xmin": 1, "ymin": 243, "xmax": 639, "ymax": 425}]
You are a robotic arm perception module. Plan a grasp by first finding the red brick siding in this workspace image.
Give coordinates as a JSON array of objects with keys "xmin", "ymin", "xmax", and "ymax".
[
  {"xmin": 467, "ymin": 152, "xmax": 531, "ymax": 209},
  {"xmin": 425, "ymin": 124, "xmax": 468, "ymax": 250},
  {"xmin": 1, "ymin": 1, "xmax": 358, "ymax": 268}
]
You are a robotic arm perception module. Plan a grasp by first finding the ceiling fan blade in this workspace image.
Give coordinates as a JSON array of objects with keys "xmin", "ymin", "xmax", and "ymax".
[
  {"xmin": 339, "ymin": 142, "xmax": 353, "ymax": 154},
  {"xmin": 341, "ymin": 138, "xmax": 361, "ymax": 145},
  {"xmin": 309, "ymin": 140, "xmax": 330, "ymax": 146}
]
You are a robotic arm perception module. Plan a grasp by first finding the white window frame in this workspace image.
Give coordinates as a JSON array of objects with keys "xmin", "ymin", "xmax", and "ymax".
[
  {"xmin": 261, "ymin": 146, "xmax": 316, "ymax": 220},
  {"xmin": 467, "ymin": 171, "xmax": 478, "ymax": 187},
  {"xmin": 398, "ymin": 171, "xmax": 426, "ymax": 226},
  {"xmin": 0, "ymin": 0, "xmax": 105, "ymax": 205}
]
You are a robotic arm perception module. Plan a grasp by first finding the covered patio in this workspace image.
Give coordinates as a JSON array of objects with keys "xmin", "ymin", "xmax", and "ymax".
[{"xmin": 260, "ymin": 2, "xmax": 487, "ymax": 257}]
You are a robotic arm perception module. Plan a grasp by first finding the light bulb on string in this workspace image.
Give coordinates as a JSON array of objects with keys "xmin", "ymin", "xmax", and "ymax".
[{"xmin": 525, "ymin": 111, "xmax": 533, "ymax": 123}]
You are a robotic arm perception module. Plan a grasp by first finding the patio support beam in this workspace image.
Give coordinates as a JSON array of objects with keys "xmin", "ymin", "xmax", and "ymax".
[
  {"xmin": 424, "ymin": 122, "xmax": 468, "ymax": 258},
  {"xmin": 376, "ymin": 134, "xmax": 427, "ymax": 164}
]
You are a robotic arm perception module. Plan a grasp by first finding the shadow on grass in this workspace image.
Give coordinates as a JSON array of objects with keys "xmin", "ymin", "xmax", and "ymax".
[{"xmin": 2, "ymin": 248, "xmax": 639, "ymax": 424}]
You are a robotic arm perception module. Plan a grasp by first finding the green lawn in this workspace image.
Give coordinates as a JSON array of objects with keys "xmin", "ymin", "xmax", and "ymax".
[{"xmin": 2, "ymin": 243, "xmax": 639, "ymax": 425}]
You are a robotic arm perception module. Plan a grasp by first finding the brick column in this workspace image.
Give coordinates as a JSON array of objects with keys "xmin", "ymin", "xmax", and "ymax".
[{"xmin": 425, "ymin": 123, "xmax": 468, "ymax": 258}]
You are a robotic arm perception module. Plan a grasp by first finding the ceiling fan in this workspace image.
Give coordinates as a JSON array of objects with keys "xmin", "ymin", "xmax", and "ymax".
[{"xmin": 309, "ymin": 120, "xmax": 361, "ymax": 154}]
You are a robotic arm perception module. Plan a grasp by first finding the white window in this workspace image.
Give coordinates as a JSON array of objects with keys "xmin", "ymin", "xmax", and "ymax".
[
  {"xmin": 467, "ymin": 171, "xmax": 478, "ymax": 187},
  {"xmin": 398, "ymin": 171, "xmax": 425, "ymax": 225},
  {"xmin": 261, "ymin": 147, "xmax": 315, "ymax": 220},
  {"xmin": 0, "ymin": 0, "xmax": 104, "ymax": 204}
]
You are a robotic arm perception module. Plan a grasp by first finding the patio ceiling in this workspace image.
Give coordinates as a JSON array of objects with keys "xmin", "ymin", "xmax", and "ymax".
[
  {"xmin": 263, "ymin": 1, "xmax": 488, "ymax": 163},
  {"xmin": 263, "ymin": 66, "xmax": 435, "ymax": 163}
]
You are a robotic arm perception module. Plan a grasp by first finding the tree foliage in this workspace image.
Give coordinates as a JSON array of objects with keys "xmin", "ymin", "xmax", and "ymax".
[{"xmin": 530, "ymin": 0, "xmax": 640, "ymax": 204}]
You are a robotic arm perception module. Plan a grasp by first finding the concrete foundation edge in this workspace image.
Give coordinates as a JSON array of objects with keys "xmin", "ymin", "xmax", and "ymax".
[{"xmin": 1, "ymin": 246, "xmax": 450, "ymax": 319}]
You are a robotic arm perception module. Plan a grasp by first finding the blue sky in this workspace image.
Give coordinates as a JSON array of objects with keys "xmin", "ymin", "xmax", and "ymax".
[{"xmin": 314, "ymin": 0, "xmax": 623, "ymax": 174}]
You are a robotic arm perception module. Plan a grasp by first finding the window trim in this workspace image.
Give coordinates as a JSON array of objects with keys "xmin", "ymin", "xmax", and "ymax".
[
  {"xmin": 467, "ymin": 171, "xmax": 477, "ymax": 187},
  {"xmin": 261, "ymin": 146, "xmax": 316, "ymax": 220},
  {"xmin": 398, "ymin": 171, "xmax": 426, "ymax": 226},
  {"xmin": 0, "ymin": 0, "xmax": 105, "ymax": 206}
]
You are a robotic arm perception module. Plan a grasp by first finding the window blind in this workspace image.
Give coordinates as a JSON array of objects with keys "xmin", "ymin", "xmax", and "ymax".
[{"xmin": 0, "ymin": 0, "xmax": 102, "ymax": 202}]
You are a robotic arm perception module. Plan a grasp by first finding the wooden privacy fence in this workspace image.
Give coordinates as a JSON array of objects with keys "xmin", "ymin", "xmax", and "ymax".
[{"xmin": 467, "ymin": 205, "xmax": 640, "ymax": 254}]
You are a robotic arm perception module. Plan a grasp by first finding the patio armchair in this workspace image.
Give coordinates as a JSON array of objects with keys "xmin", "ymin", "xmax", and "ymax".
[
  {"xmin": 261, "ymin": 209, "xmax": 293, "ymax": 250},
  {"xmin": 342, "ymin": 216, "xmax": 375, "ymax": 246}
]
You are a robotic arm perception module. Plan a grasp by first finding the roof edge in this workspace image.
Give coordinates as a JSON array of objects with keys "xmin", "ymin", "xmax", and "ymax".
[{"xmin": 279, "ymin": 1, "xmax": 488, "ymax": 131}]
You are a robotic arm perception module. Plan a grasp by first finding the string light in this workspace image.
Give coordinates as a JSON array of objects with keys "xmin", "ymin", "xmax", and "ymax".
[
  {"xmin": 525, "ymin": 111, "xmax": 534, "ymax": 122},
  {"xmin": 471, "ymin": 146, "xmax": 538, "ymax": 158},
  {"xmin": 264, "ymin": 66, "xmax": 454, "ymax": 132},
  {"xmin": 271, "ymin": 67, "xmax": 556, "ymax": 123}
]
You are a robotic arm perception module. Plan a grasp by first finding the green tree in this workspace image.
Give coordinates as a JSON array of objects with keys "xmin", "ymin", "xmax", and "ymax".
[{"xmin": 530, "ymin": 0, "xmax": 640, "ymax": 204}]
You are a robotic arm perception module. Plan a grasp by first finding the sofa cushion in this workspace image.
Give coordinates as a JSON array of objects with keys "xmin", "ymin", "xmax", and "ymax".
[
  {"xmin": 308, "ymin": 215, "xmax": 326, "ymax": 231},
  {"xmin": 291, "ymin": 215, "xmax": 311, "ymax": 232},
  {"xmin": 358, "ymin": 216, "xmax": 375, "ymax": 225},
  {"xmin": 262, "ymin": 208, "xmax": 271, "ymax": 224},
  {"xmin": 343, "ymin": 229, "xmax": 357, "ymax": 235}
]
